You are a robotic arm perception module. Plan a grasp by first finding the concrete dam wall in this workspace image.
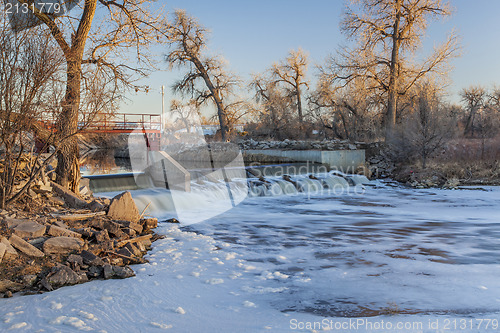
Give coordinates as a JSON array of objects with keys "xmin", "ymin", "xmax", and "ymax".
[{"xmin": 244, "ymin": 149, "xmax": 366, "ymax": 172}]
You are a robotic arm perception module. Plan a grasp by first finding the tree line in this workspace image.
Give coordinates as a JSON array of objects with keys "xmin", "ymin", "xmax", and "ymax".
[{"xmin": 1, "ymin": 0, "xmax": 499, "ymax": 203}]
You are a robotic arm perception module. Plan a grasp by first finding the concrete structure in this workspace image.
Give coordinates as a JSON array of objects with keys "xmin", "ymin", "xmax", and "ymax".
[
  {"xmin": 146, "ymin": 151, "xmax": 191, "ymax": 192},
  {"xmin": 245, "ymin": 149, "xmax": 365, "ymax": 173}
]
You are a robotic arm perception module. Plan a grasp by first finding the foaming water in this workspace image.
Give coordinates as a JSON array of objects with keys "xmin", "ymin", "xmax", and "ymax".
[{"xmin": 103, "ymin": 173, "xmax": 365, "ymax": 224}]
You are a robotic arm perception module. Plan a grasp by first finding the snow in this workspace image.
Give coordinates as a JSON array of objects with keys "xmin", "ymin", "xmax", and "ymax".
[{"xmin": 0, "ymin": 181, "xmax": 500, "ymax": 332}]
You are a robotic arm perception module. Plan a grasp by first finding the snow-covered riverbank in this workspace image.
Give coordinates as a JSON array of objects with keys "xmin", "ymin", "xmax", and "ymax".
[{"xmin": 1, "ymin": 182, "xmax": 500, "ymax": 332}]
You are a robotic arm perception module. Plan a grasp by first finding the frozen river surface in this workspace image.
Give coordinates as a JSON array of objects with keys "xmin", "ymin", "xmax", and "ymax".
[{"xmin": 1, "ymin": 181, "xmax": 500, "ymax": 332}]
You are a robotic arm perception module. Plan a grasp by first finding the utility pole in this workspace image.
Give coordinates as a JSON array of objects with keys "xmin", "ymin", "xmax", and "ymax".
[{"xmin": 161, "ymin": 85, "xmax": 165, "ymax": 132}]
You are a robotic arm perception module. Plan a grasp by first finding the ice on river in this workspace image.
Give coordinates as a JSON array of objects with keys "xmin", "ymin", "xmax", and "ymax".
[{"xmin": 1, "ymin": 181, "xmax": 500, "ymax": 332}]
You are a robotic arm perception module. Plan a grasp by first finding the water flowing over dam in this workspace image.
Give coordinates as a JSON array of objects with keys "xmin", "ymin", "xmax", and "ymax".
[{"xmin": 94, "ymin": 170, "xmax": 369, "ymax": 225}]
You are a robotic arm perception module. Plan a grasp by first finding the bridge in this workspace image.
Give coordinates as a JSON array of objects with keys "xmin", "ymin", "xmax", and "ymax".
[{"xmin": 37, "ymin": 112, "xmax": 162, "ymax": 151}]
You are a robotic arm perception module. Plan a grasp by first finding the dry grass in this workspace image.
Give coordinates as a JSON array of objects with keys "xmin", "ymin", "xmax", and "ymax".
[{"xmin": 396, "ymin": 137, "xmax": 500, "ymax": 185}]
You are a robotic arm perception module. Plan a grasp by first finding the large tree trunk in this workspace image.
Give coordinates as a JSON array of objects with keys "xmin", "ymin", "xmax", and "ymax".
[
  {"xmin": 56, "ymin": 59, "xmax": 81, "ymax": 192},
  {"xmin": 386, "ymin": 0, "xmax": 402, "ymax": 141},
  {"xmin": 54, "ymin": 0, "xmax": 97, "ymax": 191},
  {"xmin": 296, "ymin": 86, "xmax": 303, "ymax": 124},
  {"xmin": 192, "ymin": 57, "xmax": 229, "ymax": 141}
]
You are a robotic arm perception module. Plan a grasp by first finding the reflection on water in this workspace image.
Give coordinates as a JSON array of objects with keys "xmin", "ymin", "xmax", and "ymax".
[
  {"xmin": 184, "ymin": 184, "xmax": 500, "ymax": 317},
  {"xmin": 80, "ymin": 150, "xmax": 132, "ymax": 176}
]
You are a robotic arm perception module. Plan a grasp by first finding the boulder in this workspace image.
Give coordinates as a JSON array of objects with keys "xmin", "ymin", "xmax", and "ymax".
[
  {"xmin": 117, "ymin": 221, "xmax": 143, "ymax": 234},
  {"xmin": 123, "ymin": 243, "xmax": 142, "ymax": 257},
  {"xmin": 107, "ymin": 191, "xmax": 140, "ymax": 223},
  {"xmin": 95, "ymin": 230, "xmax": 110, "ymax": 243},
  {"xmin": 47, "ymin": 265, "xmax": 87, "ymax": 287},
  {"xmin": 0, "ymin": 280, "xmax": 23, "ymax": 293},
  {"xmin": 0, "ymin": 238, "xmax": 18, "ymax": 259},
  {"xmin": 0, "ymin": 243, "xmax": 6, "ymax": 263},
  {"xmin": 21, "ymin": 274, "xmax": 37, "ymax": 287},
  {"xmin": 87, "ymin": 265, "xmax": 103, "ymax": 278},
  {"xmin": 47, "ymin": 225, "xmax": 82, "ymax": 239},
  {"xmin": 13, "ymin": 222, "xmax": 46, "ymax": 238},
  {"xmin": 43, "ymin": 237, "xmax": 84, "ymax": 254},
  {"xmin": 87, "ymin": 200, "xmax": 105, "ymax": 212},
  {"xmin": 103, "ymin": 264, "xmax": 114, "ymax": 279},
  {"xmin": 142, "ymin": 217, "xmax": 158, "ymax": 229},
  {"xmin": 112, "ymin": 265, "xmax": 135, "ymax": 279},
  {"xmin": 49, "ymin": 196, "xmax": 65, "ymax": 206},
  {"xmin": 50, "ymin": 181, "xmax": 88, "ymax": 209},
  {"xmin": 9, "ymin": 234, "xmax": 44, "ymax": 257},
  {"xmin": 89, "ymin": 219, "xmax": 127, "ymax": 238},
  {"xmin": 4, "ymin": 217, "xmax": 29, "ymax": 228},
  {"xmin": 66, "ymin": 254, "xmax": 84, "ymax": 267},
  {"xmin": 80, "ymin": 250, "xmax": 105, "ymax": 266}
]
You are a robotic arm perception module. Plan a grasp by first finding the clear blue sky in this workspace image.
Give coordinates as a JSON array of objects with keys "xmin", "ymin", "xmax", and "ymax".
[{"xmin": 119, "ymin": 0, "xmax": 500, "ymax": 116}]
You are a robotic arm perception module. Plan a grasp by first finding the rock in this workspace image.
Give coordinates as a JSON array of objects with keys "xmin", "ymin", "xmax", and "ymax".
[
  {"xmin": 90, "ymin": 220, "xmax": 127, "ymax": 238},
  {"xmin": 107, "ymin": 191, "xmax": 140, "ymax": 223},
  {"xmin": 89, "ymin": 240, "xmax": 114, "ymax": 254},
  {"xmin": 47, "ymin": 225, "xmax": 82, "ymax": 238},
  {"xmin": 87, "ymin": 266, "xmax": 103, "ymax": 278},
  {"xmin": 112, "ymin": 265, "xmax": 135, "ymax": 279},
  {"xmin": 54, "ymin": 220, "xmax": 69, "ymax": 229},
  {"xmin": 103, "ymin": 264, "xmax": 114, "ymax": 279},
  {"xmin": 3, "ymin": 217, "xmax": 29, "ymax": 228},
  {"xmin": 117, "ymin": 246, "xmax": 134, "ymax": 258},
  {"xmin": 443, "ymin": 178, "xmax": 460, "ymax": 189},
  {"xmin": 124, "ymin": 243, "xmax": 142, "ymax": 257},
  {"xmin": 117, "ymin": 221, "xmax": 143, "ymax": 234},
  {"xmin": 143, "ymin": 217, "xmax": 159, "ymax": 229},
  {"xmin": 87, "ymin": 200, "xmax": 105, "ymax": 212},
  {"xmin": 49, "ymin": 196, "xmax": 65, "ymax": 206},
  {"xmin": 0, "ymin": 243, "xmax": 6, "ymax": 263},
  {"xmin": 50, "ymin": 181, "xmax": 88, "ymax": 209},
  {"xmin": 28, "ymin": 237, "xmax": 47, "ymax": 249},
  {"xmin": 123, "ymin": 227, "xmax": 136, "ymax": 237},
  {"xmin": 13, "ymin": 221, "xmax": 46, "ymax": 239},
  {"xmin": 100, "ymin": 198, "xmax": 111, "ymax": 206},
  {"xmin": 21, "ymin": 275, "xmax": 37, "ymax": 287},
  {"xmin": 39, "ymin": 277, "xmax": 53, "ymax": 291},
  {"xmin": 4, "ymin": 291, "xmax": 12, "ymax": 298},
  {"xmin": 9, "ymin": 234, "xmax": 44, "ymax": 257},
  {"xmin": 43, "ymin": 237, "xmax": 84, "ymax": 254},
  {"xmin": 47, "ymin": 265, "xmax": 85, "ymax": 287},
  {"xmin": 165, "ymin": 218, "xmax": 178, "ymax": 224},
  {"xmin": 66, "ymin": 254, "xmax": 84, "ymax": 267},
  {"xmin": 135, "ymin": 241, "xmax": 146, "ymax": 253},
  {"xmin": 80, "ymin": 250, "xmax": 105, "ymax": 266},
  {"xmin": 75, "ymin": 227, "xmax": 95, "ymax": 238},
  {"xmin": 0, "ymin": 280, "xmax": 23, "ymax": 293},
  {"xmin": 95, "ymin": 230, "xmax": 110, "ymax": 243},
  {"xmin": 0, "ymin": 237, "xmax": 18, "ymax": 259}
]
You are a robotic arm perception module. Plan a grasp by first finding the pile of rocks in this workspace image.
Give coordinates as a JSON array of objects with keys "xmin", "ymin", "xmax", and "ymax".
[
  {"xmin": 239, "ymin": 139, "xmax": 367, "ymax": 151},
  {"xmin": 0, "ymin": 189, "xmax": 160, "ymax": 297}
]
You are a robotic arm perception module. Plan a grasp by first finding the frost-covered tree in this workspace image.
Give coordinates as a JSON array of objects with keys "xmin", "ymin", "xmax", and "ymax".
[
  {"xmin": 165, "ymin": 10, "xmax": 240, "ymax": 141},
  {"xmin": 324, "ymin": 0, "xmax": 460, "ymax": 140}
]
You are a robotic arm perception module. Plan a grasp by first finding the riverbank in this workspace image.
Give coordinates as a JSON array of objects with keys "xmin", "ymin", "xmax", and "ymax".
[
  {"xmin": 365, "ymin": 141, "xmax": 500, "ymax": 188},
  {"xmin": 0, "ymin": 182, "xmax": 161, "ymax": 297}
]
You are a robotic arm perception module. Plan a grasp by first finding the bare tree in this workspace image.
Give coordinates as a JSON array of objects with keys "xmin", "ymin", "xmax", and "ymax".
[
  {"xmin": 404, "ymin": 84, "xmax": 452, "ymax": 168},
  {"xmin": 169, "ymin": 99, "xmax": 199, "ymax": 133},
  {"xmin": 14, "ymin": 0, "xmax": 169, "ymax": 191},
  {"xmin": 271, "ymin": 48, "xmax": 309, "ymax": 124},
  {"xmin": 249, "ymin": 73, "xmax": 296, "ymax": 139},
  {"xmin": 0, "ymin": 14, "xmax": 64, "ymax": 207},
  {"xmin": 323, "ymin": 0, "xmax": 460, "ymax": 140},
  {"xmin": 460, "ymin": 86, "xmax": 486, "ymax": 137},
  {"xmin": 165, "ymin": 10, "xmax": 240, "ymax": 141}
]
